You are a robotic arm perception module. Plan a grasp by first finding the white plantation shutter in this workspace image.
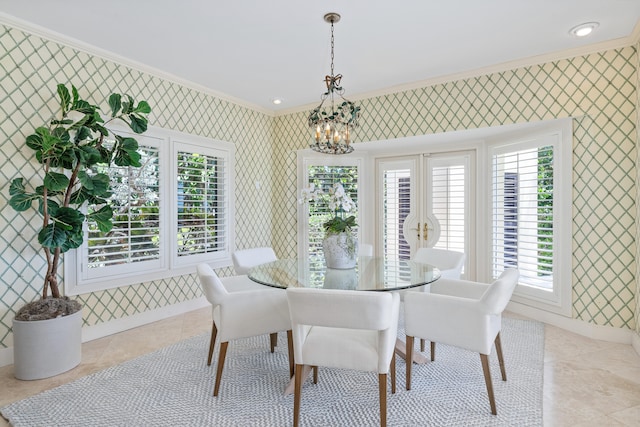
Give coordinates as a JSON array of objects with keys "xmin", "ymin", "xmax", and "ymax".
[
  {"xmin": 492, "ymin": 143, "xmax": 554, "ymax": 289},
  {"xmin": 176, "ymin": 151, "xmax": 226, "ymax": 256},
  {"xmin": 429, "ymin": 159, "xmax": 467, "ymax": 254},
  {"xmin": 306, "ymin": 165, "xmax": 359, "ymax": 260},
  {"xmin": 383, "ymin": 168, "xmax": 412, "ymax": 261},
  {"xmin": 86, "ymin": 144, "xmax": 161, "ymax": 269}
]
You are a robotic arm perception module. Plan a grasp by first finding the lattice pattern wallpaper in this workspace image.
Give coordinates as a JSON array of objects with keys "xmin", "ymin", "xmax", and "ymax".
[{"xmin": 0, "ymin": 21, "xmax": 637, "ymax": 351}]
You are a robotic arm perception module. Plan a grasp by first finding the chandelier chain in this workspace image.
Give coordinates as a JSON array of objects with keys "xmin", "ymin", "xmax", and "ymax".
[{"xmin": 330, "ymin": 19, "xmax": 335, "ymax": 78}]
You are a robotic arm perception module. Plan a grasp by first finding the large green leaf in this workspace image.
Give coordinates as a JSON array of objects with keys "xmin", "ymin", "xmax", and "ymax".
[
  {"xmin": 38, "ymin": 198, "xmax": 60, "ymax": 216},
  {"xmin": 9, "ymin": 193, "xmax": 37, "ymax": 211},
  {"xmin": 77, "ymin": 170, "xmax": 94, "ymax": 190},
  {"xmin": 134, "ymin": 100, "xmax": 151, "ymax": 114},
  {"xmin": 44, "ymin": 172, "xmax": 69, "ymax": 192},
  {"xmin": 73, "ymin": 99, "xmax": 94, "ymax": 114},
  {"xmin": 52, "ymin": 207, "xmax": 85, "ymax": 231},
  {"xmin": 109, "ymin": 93, "xmax": 122, "ymax": 117},
  {"xmin": 129, "ymin": 115, "xmax": 148, "ymax": 133},
  {"xmin": 113, "ymin": 149, "xmax": 141, "ymax": 167},
  {"xmin": 78, "ymin": 145, "xmax": 102, "ymax": 165},
  {"xmin": 38, "ymin": 224, "xmax": 68, "ymax": 249},
  {"xmin": 89, "ymin": 205, "xmax": 114, "ymax": 233},
  {"xmin": 25, "ymin": 132, "xmax": 44, "ymax": 151},
  {"xmin": 9, "ymin": 178, "xmax": 25, "ymax": 196},
  {"xmin": 91, "ymin": 173, "xmax": 111, "ymax": 195},
  {"xmin": 61, "ymin": 229, "xmax": 84, "ymax": 252},
  {"xmin": 120, "ymin": 137, "xmax": 139, "ymax": 152},
  {"xmin": 57, "ymin": 84, "xmax": 71, "ymax": 115},
  {"xmin": 76, "ymin": 126, "xmax": 92, "ymax": 143}
]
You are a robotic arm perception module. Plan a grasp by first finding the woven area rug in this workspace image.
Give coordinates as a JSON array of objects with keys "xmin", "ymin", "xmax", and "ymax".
[{"xmin": 2, "ymin": 317, "xmax": 543, "ymax": 426}]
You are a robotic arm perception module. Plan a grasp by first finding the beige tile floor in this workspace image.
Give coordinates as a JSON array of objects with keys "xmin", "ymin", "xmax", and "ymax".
[{"xmin": 1, "ymin": 309, "xmax": 639, "ymax": 426}]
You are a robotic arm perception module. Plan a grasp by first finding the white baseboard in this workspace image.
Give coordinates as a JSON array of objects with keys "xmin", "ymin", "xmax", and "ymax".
[
  {"xmin": 507, "ymin": 301, "xmax": 637, "ymax": 345},
  {"xmin": 0, "ymin": 297, "xmax": 209, "ymax": 368}
]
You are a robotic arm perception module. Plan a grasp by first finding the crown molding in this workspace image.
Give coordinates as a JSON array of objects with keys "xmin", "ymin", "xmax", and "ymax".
[{"xmin": 0, "ymin": 12, "xmax": 275, "ymax": 117}]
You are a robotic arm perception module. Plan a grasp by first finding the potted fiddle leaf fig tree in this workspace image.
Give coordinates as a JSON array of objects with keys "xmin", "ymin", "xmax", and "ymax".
[{"xmin": 8, "ymin": 83, "xmax": 151, "ymax": 380}]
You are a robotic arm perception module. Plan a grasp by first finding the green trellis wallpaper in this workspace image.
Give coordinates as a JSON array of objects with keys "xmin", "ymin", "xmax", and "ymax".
[{"xmin": 0, "ymin": 21, "xmax": 638, "ymax": 351}]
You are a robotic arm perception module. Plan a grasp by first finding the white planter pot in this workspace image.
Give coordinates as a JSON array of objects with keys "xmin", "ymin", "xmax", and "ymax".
[
  {"xmin": 12, "ymin": 309, "xmax": 82, "ymax": 380},
  {"xmin": 322, "ymin": 232, "xmax": 358, "ymax": 269}
]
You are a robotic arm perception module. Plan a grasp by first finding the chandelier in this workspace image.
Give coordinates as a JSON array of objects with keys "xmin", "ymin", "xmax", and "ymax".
[{"xmin": 308, "ymin": 13, "xmax": 360, "ymax": 155}]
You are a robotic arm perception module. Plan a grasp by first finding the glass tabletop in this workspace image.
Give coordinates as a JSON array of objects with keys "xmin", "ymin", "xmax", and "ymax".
[{"xmin": 248, "ymin": 257, "xmax": 441, "ymax": 291}]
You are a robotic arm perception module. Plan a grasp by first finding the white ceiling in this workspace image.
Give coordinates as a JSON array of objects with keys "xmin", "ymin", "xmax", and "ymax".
[{"xmin": 1, "ymin": 0, "xmax": 639, "ymax": 113}]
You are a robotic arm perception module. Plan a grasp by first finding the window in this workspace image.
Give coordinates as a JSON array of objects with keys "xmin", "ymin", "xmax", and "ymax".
[
  {"xmin": 66, "ymin": 128, "xmax": 235, "ymax": 294},
  {"xmin": 489, "ymin": 128, "xmax": 571, "ymax": 315},
  {"xmin": 297, "ymin": 154, "xmax": 364, "ymax": 261},
  {"xmin": 172, "ymin": 140, "xmax": 233, "ymax": 268}
]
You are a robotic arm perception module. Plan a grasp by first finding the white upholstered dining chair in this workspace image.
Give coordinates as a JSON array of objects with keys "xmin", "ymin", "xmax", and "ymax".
[
  {"xmin": 413, "ymin": 247, "xmax": 465, "ymax": 279},
  {"xmin": 403, "ymin": 268, "xmax": 519, "ymax": 415},
  {"xmin": 196, "ymin": 263, "xmax": 293, "ymax": 396},
  {"xmin": 232, "ymin": 246, "xmax": 277, "ymax": 274},
  {"xmin": 286, "ymin": 287, "xmax": 400, "ymax": 427},
  {"xmin": 412, "ymin": 247, "xmax": 466, "ymax": 352},
  {"xmin": 231, "ymin": 246, "xmax": 282, "ymax": 351}
]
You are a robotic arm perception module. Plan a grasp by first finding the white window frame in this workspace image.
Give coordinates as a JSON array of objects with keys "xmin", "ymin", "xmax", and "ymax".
[
  {"xmin": 170, "ymin": 138, "xmax": 235, "ymax": 270},
  {"xmin": 486, "ymin": 122, "xmax": 572, "ymax": 316},
  {"xmin": 65, "ymin": 126, "xmax": 235, "ymax": 295},
  {"xmin": 296, "ymin": 150, "xmax": 367, "ymax": 260}
]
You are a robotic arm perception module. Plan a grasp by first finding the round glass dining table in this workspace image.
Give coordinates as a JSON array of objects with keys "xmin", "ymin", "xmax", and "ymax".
[{"xmin": 248, "ymin": 256, "xmax": 441, "ymax": 291}]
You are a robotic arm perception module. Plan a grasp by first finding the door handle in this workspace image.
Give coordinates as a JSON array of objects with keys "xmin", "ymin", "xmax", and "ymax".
[
  {"xmin": 423, "ymin": 222, "xmax": 429, "ymax": 241},
  {"xmin": 410, "ymin": 222, "xmax": 420, "ymax": 240}
]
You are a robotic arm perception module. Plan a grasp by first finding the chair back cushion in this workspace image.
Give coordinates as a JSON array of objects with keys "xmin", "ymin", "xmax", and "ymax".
[
  {"xmin": 232, "ymin": 247, "xmax": 277, "ymax": 274},
  {"xmin": 479, "ymin": 268, "xmax": 519, "ymax": 314},
  {"xmin": 414, "ymin": 248, "xmax": 465, "ymax": 279},
  {"xmin": 287, "ymin": 288, "xmax": 395, "ymax": 330},
  {"xmin": 197, "ymin": 263, "xmax": 229, "ymax": 306}
]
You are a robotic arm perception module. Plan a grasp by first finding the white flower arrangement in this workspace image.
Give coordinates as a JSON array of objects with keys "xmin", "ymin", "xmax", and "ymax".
[{"xmin": 299, "ymin": 183, "xmax": 357, "ymax": 234}]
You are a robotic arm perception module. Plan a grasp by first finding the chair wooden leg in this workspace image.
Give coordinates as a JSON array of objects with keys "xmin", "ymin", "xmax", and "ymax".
[
  {"xmin": 270, "ymin": 332, "xmax": 278, "ymax": 353},
  {"xmin": 494, "ymin": 333, "xmax": 507, "ymax": 381},
  {"xmin": 286, "ymin": 330, "xmax": 294, "ymax": 377},
  {"xmin": 390, "ymin": 352, "xmax": 397, "ymax": 394},
  {"xmin": 207, "ymin": 322, "xmax": 217, "ymax": 366},
  {"xmin": 420, "ymin": 338, "xmax": 425, "ymax": 352},
  {"xmin": 213, "ymin": 341, "xmax": 229, "ymax": 397},
  {"xmin": 430, "ymin": 341, "xmax": 436, "ymax": 362},
  {"xmin": 405, "ymin": 335, "xmax": 414, "ymax": 390},
  {"xmin": 378, "ymin": 373, "xmax": 387, "ymax": 427},
  {"xmin": 312, "ymin": 366, "xmax": 318, "ymax": 384},
  {"xmin": 480, "ymin": 353, "xmax": 497, "ymax": 415},
  {"xmin": 293, "ymin": 363, "xmax": 304, "ymax": 427}
]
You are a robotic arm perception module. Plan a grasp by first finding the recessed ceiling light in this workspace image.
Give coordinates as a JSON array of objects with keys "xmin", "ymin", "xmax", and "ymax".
[
  {"xmin": 271, "ymin": 98, "xmax": 283, "ymax": 105},
  {"xmin": 569, "ymin": 22, "xmax": 599, "ymax": 37}
]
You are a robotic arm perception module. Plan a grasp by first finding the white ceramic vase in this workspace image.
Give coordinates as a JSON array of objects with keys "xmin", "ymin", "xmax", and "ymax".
[
  {"xmin": 322, "ymin": 232, "xmax": 358, "ymax": 269},
  {"xmin": 12, "ymin": 309, "xmax": 82, "ymax": 380}
]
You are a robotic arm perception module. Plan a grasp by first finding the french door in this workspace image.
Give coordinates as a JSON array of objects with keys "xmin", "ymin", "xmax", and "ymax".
[{"xmin": 375, "ymin": 151, "xmax": 475, "ymax": 278}]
